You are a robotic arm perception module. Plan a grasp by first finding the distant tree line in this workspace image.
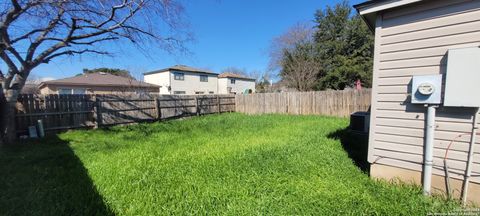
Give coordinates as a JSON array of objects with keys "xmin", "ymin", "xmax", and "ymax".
[
  {"xmin": 81, "ymin": 68, "xmax": 133, "ymax": 78},
  {"xmin": 271, "ymin": 1, "xmax": 373, "ymax": 91}
]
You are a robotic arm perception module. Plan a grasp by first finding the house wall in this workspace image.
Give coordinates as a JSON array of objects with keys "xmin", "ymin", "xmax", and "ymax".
[
  {"xmin": 168, "ymin": 70, "xmax": 218, "ymax": 95},
  {"xmin": 39, "ymin": 85, "xmax": 158, "ymax": 95},
  {"xmin": 219, "ymin": 78, "xmax": 256, "ymax": 94},
  {"xmin": 371, "ymin": 164, "xmax": 480, "ymax": 204},
  {"xmin": 39, "ymin": 86, "xmax": 54, "ymax": 94},
  {"xmin": 144, "ymin": 71, "xmax": 170, "ymax": 94},
  {"xmin": 218, "ymin": 78, "xmax": 229, "ymax": 94},
  {"xmin": 368, "ymin": 0, "xmax": 480, "ymax": 199}
]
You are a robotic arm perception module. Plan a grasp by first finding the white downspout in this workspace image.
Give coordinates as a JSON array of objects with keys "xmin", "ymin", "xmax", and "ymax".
[
  {"xmin": 461, "ymin": 107, "xmax": 479, "ymax": 205},
  {"xmin": 423, "ymin": 105, "xmax": 437, "ymax": 195}
]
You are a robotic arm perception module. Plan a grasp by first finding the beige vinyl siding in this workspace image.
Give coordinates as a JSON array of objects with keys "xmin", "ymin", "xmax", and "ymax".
[
  {"xmin": 144, "ymin": 71, "xmax": 170, "ymax": 94},
  {"xmin": 169, "ymin": 71, "xmax": 218, "ymax": 95},
  {"xmin": 370, "ymin": 0, "xmax": 480, "ymax": 183},
  {"xmin": 217, "ymin": 78, "xmax": 229, "ymax": 94},
  {"xmin": 220, "ymin": 78, "xmax": 256, "ymax": 94}
]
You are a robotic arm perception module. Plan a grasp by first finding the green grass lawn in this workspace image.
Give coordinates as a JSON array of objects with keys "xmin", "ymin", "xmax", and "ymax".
[{"xmin": 0, "ymin": 113, "xmax": 458, "ymax": 215}]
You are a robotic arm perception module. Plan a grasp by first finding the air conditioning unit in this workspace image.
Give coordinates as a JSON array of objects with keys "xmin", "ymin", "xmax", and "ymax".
[{"xmin": 350, "ymin": 112, "xmax": 370, "ymax": 133}]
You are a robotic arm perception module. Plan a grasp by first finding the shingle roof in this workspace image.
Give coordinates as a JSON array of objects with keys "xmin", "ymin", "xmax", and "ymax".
[
  {"xmin": 144, "ymin": 65, "xmax": 218, "ymax": 75},
  {"xmin": 39, "ymin": 73, "xmax": 160, "ymax": 88},
  {"xmin": 218, "ymin": 72, "xmax": 256, "ymax": 81}
]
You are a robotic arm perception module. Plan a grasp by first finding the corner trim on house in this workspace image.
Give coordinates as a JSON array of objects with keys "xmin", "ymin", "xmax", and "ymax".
[{"xmin": 367, "ymin": 14, "xmax": 383, "ymax": 163}]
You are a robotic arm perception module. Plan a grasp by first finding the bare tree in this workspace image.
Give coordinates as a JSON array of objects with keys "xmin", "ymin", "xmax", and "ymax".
[
  {"xmin": 0, "ymin": 0, "xmax": 191, "ymax": 144},
  {"xmin": 280, "ymin": 43, "xmax": 321, "ymax": 92},
  {"xmin": 268, "ymin": 22, "xmax": 314, "ymax": 72}
]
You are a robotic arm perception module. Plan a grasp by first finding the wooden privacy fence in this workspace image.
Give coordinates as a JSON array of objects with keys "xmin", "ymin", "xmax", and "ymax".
[
  {"xmin": 15, "ymin": 94, "xmax": 235, "ymax": 135},
  {"xmin": 15, "ymin": 90, "xmax": 369, "ymax": 135},
  {"xmin": 15, "ymin": 94, "xmax": 95, "ymax": 133},
  {"xmin": 235, "ymin": 89, "xmax": 371, "ymax": 117}
]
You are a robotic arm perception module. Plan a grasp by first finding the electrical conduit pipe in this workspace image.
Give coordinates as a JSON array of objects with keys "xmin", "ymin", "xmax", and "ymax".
[
  {"xmin": 423, "ymin": 105, "xmax": 437, "ymax": 195},
  {"xmin": 461, "ymin": 108, "xmax": 479, "ymax": 206}
]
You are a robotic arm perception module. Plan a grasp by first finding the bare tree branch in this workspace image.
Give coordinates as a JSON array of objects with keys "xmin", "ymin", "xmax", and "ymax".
[
  {"xmin": 0, "ymin": 0, "xmax": 191, "ymax": 98},
  {"xmin": 10, "ymin": 28, "xmax": 44, "ymax": 44},
  {"xmin": 31, "ymin": 18, "xmax": 78, "ymax": 66},
  {"xmin": 268, "ymin": 22, "xmax": 314, "ymax": 72},
  {"xmin": 10, "ymin": 0, "xmax": 20, "ymax": 11},
  {"xmin": 42, "ymin": 49, "xmax": 110, "ymax": 63},
  {"xmin": 25, "ymin": 6, "xmax": 66, "ymax": 61},
  {"xmin": 69, "ymin": 36, "xmax": 119, "ymax": 45},
  {"xmin": 98, "ymin": 0, "xmax": 129, "ymax": 28},
  {"xmin": 1, "ymin": 1, "xmax": 39, "ymax": 27},
  {"xmin": 280, "ymin": 43, "xmax": 321, "ymax": 91},
  {"xmin": 0, "ymin": 50, "xmax": 19, "ymax": 75}
]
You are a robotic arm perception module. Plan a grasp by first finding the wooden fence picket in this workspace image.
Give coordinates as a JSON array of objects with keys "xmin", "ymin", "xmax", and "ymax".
[
  {"xmin": 14, "ymin": 94, "xmax": 235, "ymax": 135},
  {"xmin": 235, "ymin": 89, "xmax": 371, "ymax": 117}
]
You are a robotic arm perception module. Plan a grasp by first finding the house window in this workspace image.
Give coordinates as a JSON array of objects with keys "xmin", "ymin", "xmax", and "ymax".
[
  {"xmin": 174, "ymin": 72, "xmax": 184, "ymax": 80},
  {"xmin": 195, "ymin": 91, "xmax": 204, "ymax": 94},
  {"xmin": 59, "ymin": 88, "xmax": 86, "ymax": 95},
  {"xmin": 209, "ymin": 91, "xmax": 214, "ymax": 94},
  {"xmin": 173, "ymin": 91, "xmax": 186, "ymax": 94},
  {"xmin": 230, "ymin": 79, "xmax": 236, "ymax": 84},
  {"xmin": 200, "ymin": 75, "xmax": 208, "ymax": 82},
  {"xmin": 73, "ymin": 88, "xmax": 86, "ymax": 94},
  {"xmin": 59, "ymin": 88, "xmax": 72, "ymax": 95}
]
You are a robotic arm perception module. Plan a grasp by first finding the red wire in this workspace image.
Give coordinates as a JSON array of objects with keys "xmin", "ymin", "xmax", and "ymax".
[{"xmin": 443, "ymin": 132, "xmax": 480, "ymax": 160}]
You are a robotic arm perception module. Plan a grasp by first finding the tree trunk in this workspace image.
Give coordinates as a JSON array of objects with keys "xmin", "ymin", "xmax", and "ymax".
[{"xmin": 0, "ymin": 89, "xmax": 18, "ymax": 145}]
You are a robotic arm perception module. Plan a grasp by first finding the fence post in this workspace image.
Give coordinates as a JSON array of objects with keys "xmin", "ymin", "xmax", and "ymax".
[
  {"xmin": 195, "ymin": 96, "xmax": 200, "ymax": 116},
  {"xmin": 91, "ymin": 95, "xmax": 96, "ymax": 128},
  {"xmin": 217, "ymin": 95, "xmax": 220, "ymax": 113},
  {"xmin": 286, "ymin": 92, "xmax": 289, "ymax": 114},
  {"xmin": 95, "ymin": 96, "xmax": 103, "ymax": 128},
  {"xmin": 155, "ymin": 97, "xmax": 161, "ymax": 120}
]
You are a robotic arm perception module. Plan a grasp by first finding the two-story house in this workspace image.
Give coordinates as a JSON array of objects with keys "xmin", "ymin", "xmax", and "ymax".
[
  {"xmin": 144, "ymin": 65, "xmax": 257, "ymax": 95},
  {"xmin": 218, "ymin": 72, "xmax": 256, "ymax": 94},
  {"xmin": 143, "ymin": 65, "xmax": 219, "ymax": 95}
]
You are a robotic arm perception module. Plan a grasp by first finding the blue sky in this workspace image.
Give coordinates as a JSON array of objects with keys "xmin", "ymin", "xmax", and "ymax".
[{"xmin": 22, "ymin": 0, "xmax": 363, "ymax": 81}]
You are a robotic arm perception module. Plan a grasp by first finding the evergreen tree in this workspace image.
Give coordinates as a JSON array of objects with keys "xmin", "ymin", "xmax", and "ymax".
[{"xmin": 314, "ymin": 1, "xmax": 373, "ymax": 90}]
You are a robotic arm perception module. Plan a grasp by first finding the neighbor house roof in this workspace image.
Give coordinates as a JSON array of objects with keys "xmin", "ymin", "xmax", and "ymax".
[
  {"xmin": 218, "ymin": 72, "xmax": 256, "ymax": 81},
  {"xmin": 354, "ymin": 0, "xmax": 423, "ymax": 31},
  {"xmin": 143, "ymin": 65, "xmax": 218, "ymax": 75},
  {"xmin": 39, "ymin": 72, "xmax": 160, "ymax": 88}
]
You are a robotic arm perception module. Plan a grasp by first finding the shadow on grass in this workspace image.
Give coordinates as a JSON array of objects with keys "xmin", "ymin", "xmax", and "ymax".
[
  {"xmin": 327, "ymin": 128, "xmax": 370, "ymax": 173},
  {"xmin": 0, "ymin": 136, "xmax": 113, "ymax": 216}
]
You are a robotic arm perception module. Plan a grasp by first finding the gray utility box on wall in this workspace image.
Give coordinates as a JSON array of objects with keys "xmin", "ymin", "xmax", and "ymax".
[
  {"xmin": 411, "ymin": 75, "xmax": 443, "ymax": 104},
  {"xmin": 444, "ymin": 47, "xmax": 480, "ymax": 107}
]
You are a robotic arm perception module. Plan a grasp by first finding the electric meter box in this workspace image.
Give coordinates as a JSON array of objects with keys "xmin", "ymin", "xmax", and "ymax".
[
  {"xmin": 411, "ymin": 75, "xmax": 442, "ymax": 104},
  {"xmin": 444, "ymin": 47, "xmax": 480, "ymax": 107}
]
